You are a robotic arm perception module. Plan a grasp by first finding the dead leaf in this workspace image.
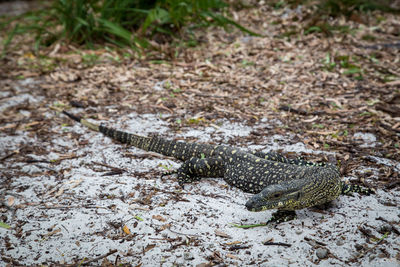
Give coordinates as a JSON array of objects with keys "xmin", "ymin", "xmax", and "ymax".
[
  {"xmin": 215, "ymin": 230, "xmax": 231, "ymax": 238},
  {"xmin": 7, "ymin": 196, "xmax": 15, "ymax": 206},
  {"xmin": 144, "ymin": 244, "xmax": 156, "ymax": 253},
  {"xmin": 159, "ymin": 223, "xmax": 171, "ymax": 231},
  {"xmin": 224, "ymin": 241, "xmax": 241, "ymax": 245},
  {"xmin": 45, "ymin": 228, "xmax": 61, "ymax": 237},
  {"xmin": 56, "ymin": 153, "xmax": 77, "ymax": 161},
  {"xmin": 129, "ymin": 204, "xmax": 150, "ymax": 211},
  {"xmin": 54, "ymin": 188, "xmax": 64, "ymax": 198},
  {"xmin": 303, "ymin": 116, "xmax": 319, "ymax": 123},
  {"xmin": 0, "ymin": 123, "xmax": 17, "ymax": 131},
  {"xmin": 152, "ymin": 215, "xmax": 166, "ymax": 222},
  {"xmin": 23, "ymin": 121, "xmax": 41, "ymax": 128},
  {"xmin": 386, "ymin": 80, "xmax": 400, "ymax": 86},
  {"xmin": 68, "ymin": 179, "xmax": 83, "ymax": 189},
  {"xmin": 209, "ymin": 251, "xmax": 223, "ymax": 263},
  {"xmin": 23, "ymin": 52, "xmax": 35, "ymax": 59},
  {"xmin": 123, "ymin": 225, "xmax": 131, "ymax": 235},
  {"xmin": 226, "ymin": 253, "xmax": 239, "ymax": 260},
  {"xmin": 306, "ymin": 130, "xmax": 337, "ymax": 135},
  {"xmin": 264, "ymin": 237, "xmax": 274, "ymax": 243}
]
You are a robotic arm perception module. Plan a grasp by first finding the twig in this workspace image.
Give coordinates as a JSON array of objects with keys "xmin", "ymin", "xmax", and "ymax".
[
  {"xmin": 385, "ymin": 180, "xmax": 400, "ymax": 190},
  {"xmin": 354, "ymin": 233, "xmax": 388, "ymax": 260},
  {"xmin": 38, "ymin": 205, "xmax": 108, "ymax": 210},
  {"xmin": 193, "ymin": 93, "xmax": 239, "ymax": 99},
  {"xmin": 102, "ymin": 170, "xmax": 124, "ymax": 176},
  {"xmin": 1, "ymin": 151, "xmax": 17, "ymax": 161},
  {"xmin": 91, "ymin": 161, "xmax": 126, "ymax": 175},
  {"xmin": 279, "ymin": 105, "xmax": 324, "ymax": 116},
  {"xmin": 358, "ymin": 225, "xmax": 377, "ymax": 240},
  {"xmin": 149, "ymin": 104, "xmax": 173, "ymax": 113},
  {"xmin": 361, "ymin": 42, "xmax": 400, "ymax": 50},
  {"xmin": 169, "ymin": 228, "xmax": 201, "ymax": 237},
  {"xmin": 376, "ymin": 217, "xmax": 400, "ymax": 235},
  {"xmin": 80, "ymin": 249, "xmax": 118, "ymax": 266},
  {"xmin": 263, "ymin": 241, "xmax": 291, "ymax": 247},
  {"xmin": 229, "ymin": 245, "xmax": 251, "ymax": 250},
  {"xmin": 34, "ymin": 164, "xmax": 57, "ymax": 172},
  {"xmin": 304, "ymin": 236, "xmax": 327, "ymax": 246},
  {"xmin": 92, "ymin": 161, "xmax": 125, "ymax": 170},
  {"xmin": 26, "ymin": 158, "xmax": 52, "ymax": 163}
]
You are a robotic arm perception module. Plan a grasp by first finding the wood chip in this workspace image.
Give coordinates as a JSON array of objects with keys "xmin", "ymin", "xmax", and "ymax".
[
  {"xmin": 152, "ymin": 215, "xmax": 166, "ymax": 222},
  {"xmin": 215, "ymin": 230, "xmax": 231, "ymax": 238}
]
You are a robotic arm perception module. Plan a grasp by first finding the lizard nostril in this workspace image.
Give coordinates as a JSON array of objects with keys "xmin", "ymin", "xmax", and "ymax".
[{"xmin": 245, "ymin": 200, "xmax": 254, "ymax": 210}]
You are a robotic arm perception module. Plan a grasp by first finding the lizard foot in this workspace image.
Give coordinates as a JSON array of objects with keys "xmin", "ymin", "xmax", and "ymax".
[
  {"xmin": 176, "ymin": 170, "xmax": 199, "ymax": 187},
  {"xmin": 161, "ymin": 170, "xmax": 177, "ymax": 178},
  {"xmin": 267, "ymin": 210, "xmax": 297, "ymax": 224},
  {"xmin": 232, "ymin": 210, "xmax": 297, "ymax": 228}
]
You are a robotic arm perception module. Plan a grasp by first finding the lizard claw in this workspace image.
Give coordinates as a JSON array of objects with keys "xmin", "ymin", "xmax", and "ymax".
[
  {"xmin": 177, "ymin": 172, "xmax": 192, "ymax": 186},
  {"xmin": 266, "ymin": 210, "xmax": 297, "ymax": 224},
  {"xmin": 161, "ymin": 170, "xmax": 177, "ymax": 178}
]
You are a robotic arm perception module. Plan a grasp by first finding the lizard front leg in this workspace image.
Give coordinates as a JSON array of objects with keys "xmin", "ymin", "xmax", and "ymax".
[{"xmin": 176, "ymin": 157, "xmax": 225, "ymax": 186}]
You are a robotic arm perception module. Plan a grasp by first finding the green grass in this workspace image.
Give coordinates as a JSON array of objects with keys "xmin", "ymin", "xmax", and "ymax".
[
  {"xmin": 299, "ymin": 0, "xmax": 400, "ymax": 37},
  {"xmin": 1, "ymin": 0, "xmax": 259, "ymax": 57},
  {"xmin": 322, "ymin": 53, "xmax": 365, "ymax": 80},
  {"xmin": 81, "ymin": 53, "xmax": 100, "ymax": 66},
  {"xmin": 0, "ymin": 221, "xmax": 11, "ymax": 229},
  {"xmin": 318, "ymin": 0, "xmax": 399, "ymax": 17},
  {"xmin": 231, "ymin": 223, "xmax": 268, "ymax": 228}
]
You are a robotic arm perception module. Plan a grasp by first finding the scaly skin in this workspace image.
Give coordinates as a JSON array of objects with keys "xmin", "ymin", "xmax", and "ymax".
[{"xmin": 63, "ymin": 111, "xmax": 373, "ymax": 220}]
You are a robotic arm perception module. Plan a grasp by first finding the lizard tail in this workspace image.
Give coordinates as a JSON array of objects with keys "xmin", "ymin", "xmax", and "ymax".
[
  {"xmin": 62, "ymin": 110, "xmax": 81, "ymax": 123},
  {"xmin": 341, "ymin": 182, "xmax": 375, "ymax": 196},
  {"xmin": 62, "ymin": 110, "xmax": 152, "ymax": 150},
  {"xmin": 63, "ymin": 110, "xmax": 100, "ymax": 132}
]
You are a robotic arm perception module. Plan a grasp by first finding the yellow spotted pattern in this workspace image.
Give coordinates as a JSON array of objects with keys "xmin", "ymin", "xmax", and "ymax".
[{"xmin": 84, "ymin": 121, "xmax": 342, "ymax": 211}]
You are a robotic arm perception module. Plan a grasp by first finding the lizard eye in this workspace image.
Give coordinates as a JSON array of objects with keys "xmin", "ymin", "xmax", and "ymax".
[{"xmin": 272, "ymin": 192, "xmax": 282, "ymax": 198}]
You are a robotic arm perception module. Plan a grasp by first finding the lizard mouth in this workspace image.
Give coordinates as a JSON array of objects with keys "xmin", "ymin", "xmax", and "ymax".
[
  {"xmin": 245, "ymin": 196, "xmax": 277, "ymax": 212},
  {"xmin": 245, "ymin": 179, "xmax": 313, "ymax": 212},
  {"xmin": 245, "ymin": 198, "xmax": 262, "ymax": 211}
]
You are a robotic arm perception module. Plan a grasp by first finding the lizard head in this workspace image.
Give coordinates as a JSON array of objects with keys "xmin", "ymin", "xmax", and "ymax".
[
  {"xmin": 246, "ymin": 176, "xmax": 341, "ymax": 211},
  {"xmin": 245, "ymin": 167, "xmax": 341, "ymax": 212},
  {"xmin": 245, "ymin": 180, "xmax": 307, "ymax": 211}
]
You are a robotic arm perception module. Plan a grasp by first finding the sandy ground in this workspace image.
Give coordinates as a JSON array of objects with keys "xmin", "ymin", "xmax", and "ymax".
[
  {"xmin": 1, "ymin": 84, "xmax": 399, "ymax": 266},
  {"xmin": 1, "ymin": 2, "xmax": 400, "ymax": 265}
]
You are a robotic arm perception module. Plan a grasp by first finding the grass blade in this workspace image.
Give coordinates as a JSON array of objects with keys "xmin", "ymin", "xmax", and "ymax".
[{"xmin": 1, "ymin": 23, "xmax": 19, "ymax": 59}]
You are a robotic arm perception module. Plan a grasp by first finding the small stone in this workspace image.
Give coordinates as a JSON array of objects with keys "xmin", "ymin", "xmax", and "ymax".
[
  {"xmin": 369, "ymin": 255, "xmax": 376, "ymax": 261},
  {"xmin": 295, "ymin": 229, "xmax": 303, "ymax": 235},
  {"xmin": 377, "ymin": 224, "xmax": 392, "ymax": 234},
  {"xmin": 316, "ymin": 248, "xmax": 328, "ymax": 259},
  {"xmin": 336, "ymin": 240, "xmax": 344, "ymax": 246},
  {"xmin": 355, "ymin": 244, "xmax": 363, "ymax": 251},
  {"xmin": 174, "ymin": 260, "xmax": 185, "ymax": 267},
  {"xmin": 183, "ymin": 252, "xmax": 194, "ymax": 261},
  {"xmin": 351, "ymin": 252, "xmax": 360, "ymax": 258}
]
